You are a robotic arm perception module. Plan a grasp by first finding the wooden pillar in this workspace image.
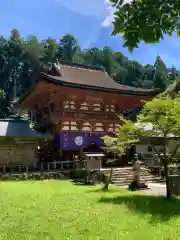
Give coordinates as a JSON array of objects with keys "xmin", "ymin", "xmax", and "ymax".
[
  {"xmin": 54, "ymin": 161, "xmax": 57, "ymax": 170},
  {"xmin": 80, "ymin": 149, "xmax": 83, "ymax": 168},
  {"xmin": 61, "ymin": 161, "xmax": 63, "ymax": 170},
  {"xmin": 59, "ymin": 148, "xmax": 62, "ymax": 157},
  {"xmin": 80, "ymin": 149, "xmax": 83, "ymax": 159},
  {"xmin": 98, "ymin": 156, "xmax": 102, "ymax": 170},
  {"xmin": 47, "ymin": 163, "xmax": 50, "ymax": 171},
  {"xmin": 41, "ymin": 164, "xmax": 43, "ymax": 171}
]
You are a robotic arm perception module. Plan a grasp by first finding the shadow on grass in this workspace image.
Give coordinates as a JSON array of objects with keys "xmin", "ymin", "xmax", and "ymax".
[
  {"xmin": 99, "ymin": 194, "xmax": 180, "ymax": 222},
  {"xmin": 71, "ymin": 179, "xmax": 95, "ymax": 187},
  {"xmin": 87, "ymin": 188, "xmax": 125, "ymax": 194}
]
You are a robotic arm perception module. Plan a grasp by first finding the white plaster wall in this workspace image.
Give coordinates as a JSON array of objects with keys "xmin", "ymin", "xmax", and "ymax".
[{"xmin": 136, "ymin": 144, "xmax": 163, "ymax": 155}]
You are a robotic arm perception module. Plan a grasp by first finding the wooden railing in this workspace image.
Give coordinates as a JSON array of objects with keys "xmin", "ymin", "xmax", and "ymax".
[{"xmin": 0, "ymin": 159, "xmax": 102, "ymax": 174}]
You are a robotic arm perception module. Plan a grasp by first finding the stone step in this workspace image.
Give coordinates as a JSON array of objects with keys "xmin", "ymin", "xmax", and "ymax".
[
  {"xmin": 111, "ymin": 177, "xmax": 155, "ymax": 181},
  {"xmin": 111, "ymin": 177, "xmax": 133, "ymax": 181},
  {"xmin": 102, "ymin": 167, "xmax": 161, "ymax": 186},
  {"xmin": 111, "ymin": 174, "xmax": 133, "ymax": 177},
  {"xmin": 112, "ymin": 172, "xmax": 150, "ymax": 174},
  {"xmin": 111, "ymin": 181, "xmax": 133, "ymax": 184},
  {"xmin": 114, "ymin": 182, "xmax": 132, "ymax": 186},
  {"xmin": 109, "ymin": 170, "xmax": 151, "ymax": 175},
  {"xmin": 112, "ymin": 178, "xmax": 158, "ymax": 186},
  {"xmin": 111, "ymin": 173, "xmax": 151, "ymax": 178},
  {"xmin": 111, "ymin": 169, "xmax": 150, "ymax": 172}
]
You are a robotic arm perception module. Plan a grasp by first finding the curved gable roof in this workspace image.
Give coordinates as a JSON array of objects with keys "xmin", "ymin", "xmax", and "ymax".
[
  {"xmin": 42, "ymin": 62, "xmax": 158, "ymax": 95},
  {"xmin": 17, "ymin": 62, "xmax": 159, "ymax": 106}
]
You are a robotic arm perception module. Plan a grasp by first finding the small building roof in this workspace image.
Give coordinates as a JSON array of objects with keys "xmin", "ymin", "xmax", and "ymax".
[
  {"xmin": 84, "ymin": 153, "xmax": 105, "ymax": 157},
  {"xmin": 0, "ymin": 117, "xmax": 47, "ymax": 138},
  {"xmin": 135, "ymin": 122, "xmax": 153, "ymax": 131},
  {"xmin": 135, "ymin": 122, "xmax": 176, "ymax": 138}
]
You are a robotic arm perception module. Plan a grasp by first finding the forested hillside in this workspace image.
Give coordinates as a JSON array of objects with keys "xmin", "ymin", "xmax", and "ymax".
[{"xmin": 0, "ymin": 29, "xmax": 178, "ymax": 117}]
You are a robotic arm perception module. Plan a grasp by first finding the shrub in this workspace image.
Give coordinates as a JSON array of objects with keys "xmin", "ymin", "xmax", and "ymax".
[
  {"xmin": 70, "ymin": 169, "xmax": 85, "ymax": 179},
  {"xmin": 0, "ymin": 171, "xmax": 67, "ymax": 181}
]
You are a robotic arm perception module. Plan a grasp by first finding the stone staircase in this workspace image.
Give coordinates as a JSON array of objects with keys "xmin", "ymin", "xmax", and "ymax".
[{"xmin": 102, "ymin": 167, "xmax": 161, "ymax": 186}]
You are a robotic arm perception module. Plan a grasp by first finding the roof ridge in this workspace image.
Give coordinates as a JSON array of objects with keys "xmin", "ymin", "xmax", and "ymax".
[
  {"xmin": 59, "ymin": 64, "xmax": 104, "ymax": 73},
  {"xmin": 55, "ymin": 61, "xmax": 104, "ymax": 72}
]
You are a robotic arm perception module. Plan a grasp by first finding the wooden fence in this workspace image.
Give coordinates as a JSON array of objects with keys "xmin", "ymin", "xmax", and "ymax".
[{"xmin": 0, "ymin": 159, "xmax": 102, "ymax": 174}]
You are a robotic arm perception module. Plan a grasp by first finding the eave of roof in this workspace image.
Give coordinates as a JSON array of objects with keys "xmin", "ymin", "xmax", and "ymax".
[{"xmin": 41, "ymin": 73, "xmax": 159, "ymax": 95}]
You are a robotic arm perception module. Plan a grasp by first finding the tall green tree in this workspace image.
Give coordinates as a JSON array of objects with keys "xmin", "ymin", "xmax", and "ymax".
[
  {"xmin": 164, "ymin": 76, "xmax": 180, "ymax": 98},
  {"xmin": 154, "ymin": 56, "xmax": 168, "ymax": 90},
  {"xmin": 59, "ymin": 34, "xmax": 80, "ymax": 62},
  {"xmin": 143, "ymin": 64, "xmax": 155, "ymax": 89},
  {"xmin": 102, "ymin": 118, "xmax": 139, "ymax": 190},
  {"xmin": 137, "ymin": 94, "xmax": 180, "ymax": 198},
  {"xmin": 0, "ymin": 89, "xmax": 9, "ymax": 117},
  {"xmin": 113, "ymin": 52, "xmax": 129, "ymax": 84},
  {"xmin": 42, "ymin": 38, "xmax": 58, "ymax": 71},
  {"xmin": 126, "ymin": 60, "xmax": 145, "ymax": 87},
  {"xmin": 4, "ymin": 29, "xmax": 23, "ymax": 101},
  {"xmin": 101, "ymin": 47, "xmax": 116, "ymax": 75},
  {"xmin": 82, "ymin": 48, "xmax": 103, "ymax": 67}
]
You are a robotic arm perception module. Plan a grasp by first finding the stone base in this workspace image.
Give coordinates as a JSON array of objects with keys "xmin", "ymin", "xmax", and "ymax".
[{"xmin": 129, "ymin": 180, "xmax": 148, "ymax": 191}]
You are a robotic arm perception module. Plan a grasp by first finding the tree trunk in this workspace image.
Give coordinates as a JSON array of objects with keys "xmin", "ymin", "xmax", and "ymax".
[
  {"xmin": 84, "ymin": 170, "xmax": 91, "ymax": 184},
  {"xmin": 102, "ymin": 167, "xmax": 113, "ymax": 191},
  {"xmin": 163, "ymin": 141, "xmax": 172, "ymax": 199},
  {"xmin": 164, "ymin": 163, "xmax": 172, "ymax": 198}
]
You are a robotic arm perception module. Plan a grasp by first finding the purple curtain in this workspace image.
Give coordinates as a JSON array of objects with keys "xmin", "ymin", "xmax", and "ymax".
[{"xmin": 54, "ymin": 132, "xmax": 113, "ymax": 150}]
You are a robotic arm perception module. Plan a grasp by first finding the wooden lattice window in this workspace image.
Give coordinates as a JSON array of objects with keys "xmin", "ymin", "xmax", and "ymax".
[{"xmin": 77, "ymin": 120, "xmax": 83, "ymax": 130}]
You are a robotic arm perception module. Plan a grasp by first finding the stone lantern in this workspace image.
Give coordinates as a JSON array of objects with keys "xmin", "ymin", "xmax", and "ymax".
[
  {"xmin": 133, "ymin": 158, "xmax": 141, "ymax": 189},
  {"xmin": 129, "ymin": 153, "xmax": 148, "ymax": 190}
]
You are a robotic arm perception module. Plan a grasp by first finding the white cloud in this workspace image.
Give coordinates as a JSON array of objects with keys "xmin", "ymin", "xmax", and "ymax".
[
  {"xmin": 102, "ymin": 7, "xmax": 115, "ymax": 27},
  {"xmin": 102, "ymin": 0, "xmax": 133, "ymax": 27}
]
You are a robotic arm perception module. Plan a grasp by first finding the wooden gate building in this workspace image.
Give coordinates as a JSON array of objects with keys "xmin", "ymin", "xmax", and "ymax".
[{"xmin": 16, "ymin": 62, "xmax": 158, "ymax": 161}]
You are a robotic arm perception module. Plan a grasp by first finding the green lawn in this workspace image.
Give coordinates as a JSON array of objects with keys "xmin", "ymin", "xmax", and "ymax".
[{"xmin": 0, "ymin": 180, "xmax": 180, "ymax": 240}]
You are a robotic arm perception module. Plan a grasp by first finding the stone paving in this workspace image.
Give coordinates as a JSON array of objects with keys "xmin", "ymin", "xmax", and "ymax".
[
  {"xmin": 122, "ymin": 182, "xmax": 166, "ymax": 196},
  {"xmin": 143, "ymin": 183, "xmax": 166, "ymax": 196}
]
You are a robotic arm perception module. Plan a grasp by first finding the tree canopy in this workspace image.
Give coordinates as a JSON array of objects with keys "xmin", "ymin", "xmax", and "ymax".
[
  {"xmin": 103, "ymin": 92, "xmax": 180, "ymax": 198},
  {"xmin": 0, "ymin": 29, "xmax": 177, "ymax": 117},
  {"xmin": 109, "ymin": 0, "xmax": 180, "ymax": 51},
  {"xmin": 102, "ymin": 117, "xmax": 140, "ymax": 157}
]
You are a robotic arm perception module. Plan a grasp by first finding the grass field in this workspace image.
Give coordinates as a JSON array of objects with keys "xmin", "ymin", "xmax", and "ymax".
[{"xmin": 0, "ymin": 180, "xmax": 180, "ymax": 240}]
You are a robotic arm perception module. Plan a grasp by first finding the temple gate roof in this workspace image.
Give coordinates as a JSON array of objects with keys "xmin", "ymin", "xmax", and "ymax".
[
  {"xmin": 42, "ymin": 62, "xmax": 158, "ymax": 95},
  {"xmin": 17, "ymin": 62, "xmax": 159, "ymax": 106}
]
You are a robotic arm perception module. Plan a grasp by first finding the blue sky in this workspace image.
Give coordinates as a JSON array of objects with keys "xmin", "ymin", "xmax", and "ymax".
[{"xmin": 1, "ymin": 0, "xmax": 180, "ymax": 68}]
